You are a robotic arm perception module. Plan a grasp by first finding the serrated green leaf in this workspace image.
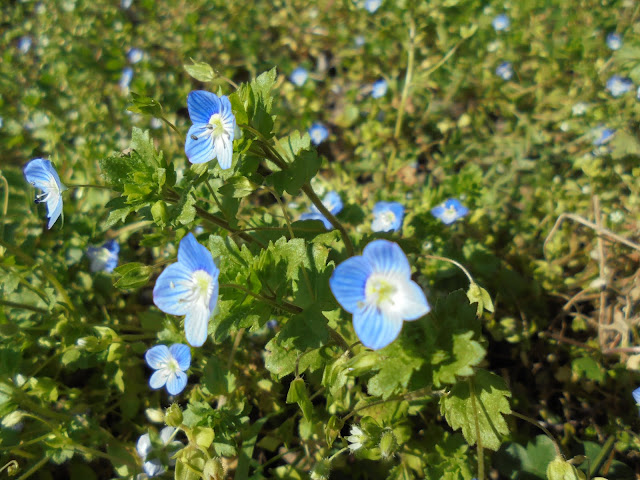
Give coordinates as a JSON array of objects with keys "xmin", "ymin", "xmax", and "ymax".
[
  {"xmin": 151, "ymin": 200, "xmax": 167, "ymax": 227},
  {"xmin": 112, "ymin": 262, "xmax": 152, "ymax": 290},
  {"xmin": 432, "ymin": 331, "xmax": 486, "ymax": 386},
  {"xmin": 105, "ymin": 206, "xmax": 133, "ymax": 227},
  {"xmin": 466, "ymin": 283, "xmax": 494, "ymax": 316},
  {"xmin": 184, "ymin": 59, "xmax": 215, "ymax": 82},
  {"xmin": 440, "ymin": 369, "xmax": 511, "ymax": 451},
  {"xmin": 175, "ymin": 447, "xmax": 207, "ymax": 480},
  {"xmin": 127, "ymin": 92, "xmax": 163, "ymax": 117},
  {"xmin": 367, "ymin": 340, "xmax": 425, "ymax": 400}
]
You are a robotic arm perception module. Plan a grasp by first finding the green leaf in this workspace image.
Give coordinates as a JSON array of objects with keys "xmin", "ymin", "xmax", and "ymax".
[
  {"xmin": 151, "ymin": 200, "xmax": 168, "ymax": 227},
  {"xmin": 184, "ymin": 59, "xmax": 215, "ymax": 82},
  {"xmin": 367, "ymin": 340, "xmax": 425, "ymax": 400},
  {"xmin": 466, "ymin": 283, "xmax": 494, "ymax": 317},
  {"xmin": 495, "ymin": 435, "xmax": 558, "ymax": 480},
  {"xmin": 571, "ymin": 356, "xmax": 605, "ymax": 383},
  {"xmin": 267, "ymin": 148, "xmax": 321, "ymax": 195},
  {"xmin": 235, "ymin": 417, "xmax": 269, "ymax": 480},
  {"xmin": 440, "ymin": 369, "xmax": 512, "ymax": 451},
  {"xmin": 432, "ymin": 331, "xmax": 486, "ymax": 386},
  {"xmin": 105, "ymin": 206, "xmax": 133, "ymax": 228},
  {"xmin": 286, "ymin": 378, "xmax": 313, "ymax": 421},
  {"xmin": 127, "ymin": 92, "xmax": 163, "ymax": 117},
  {"xmin": 546, "ymin": 457, "xmax": 586, "ymax": 480},
  {"xmin": 106, "ymin": 442, "xmax": 137, "ymax": 477},
  {"xmin": 112, "ymin": 262, "xmax": 153, "ymax": 290},
  {"xmin": 175, "ymin": 446, "xmax": 207, "ymax": 480},
  {"xmin": 203, "ymin": 357, "xmax": 236, "ymax": 396}
]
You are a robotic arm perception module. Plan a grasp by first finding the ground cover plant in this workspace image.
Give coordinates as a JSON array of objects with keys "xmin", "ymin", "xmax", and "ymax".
[{"xmin": 2, "ymin": 0, "xmax": 640, "ymax": 479}]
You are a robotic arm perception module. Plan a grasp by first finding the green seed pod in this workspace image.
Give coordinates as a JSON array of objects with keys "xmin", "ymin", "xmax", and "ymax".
[{"xmin": 164, "ymin": 403, "xmax": 183, "ymax": 428}]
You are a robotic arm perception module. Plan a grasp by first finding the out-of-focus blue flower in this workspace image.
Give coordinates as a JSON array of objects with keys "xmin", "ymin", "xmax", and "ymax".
[
  {"xmin": 136, "ymin": 427, "xmax": 182, "ymax": 477},
  {"xmin": 127, "ymin": 47, "xmax": 144, "ymax": 64},
  {"xmin": 23, "ymin": 159, "xmax": 66, "ymax": 229},
  {"xmin": 86, "ymin": 239, "xmax": 120, "ymax": 273},
  {"xmin": 18, "ymin": 36, "xmax": 32, "ymax": 54},
  {"xmin": 266, "ymin": 319, "xmax": 278, "ymax": 329},
  {"xmin": 153, "ymin": 233, "xmax": 219, "ymax": 347},
  {"xmin": 633, "ymin": 387, "xmax": 640, "ymax": 405},
  {"xmin": 0, "ymin": 117, "xmax": 3, "ymax": 129},
  {"xmin": 636, "ymin": 85, "xmax": 640, "ymax": 101},
  {"xmin": 606, "ymin": 32, "xmax": 622, "ymax": 51},
  {"xmin": 371, "ymin": 201, "xmax": 404, "ymax": 232},
  {"xmin": 431, "ymin": 198, "xmax": 469, "ymax": 225},
  {"xmin": 309, "ymin": 122, "xmax": 329, "ymax": 145},
  {"xmin": 290, "ymin": 67, "xmax": 308, "ymax": 87},
  {"xmin": 329, "ymin": 239, "xmax": 430, "ymax": 350},
  {"xmin": 185, "ymin": 91, "xmax": 236, "ymax": 169},
  {"xmin": 495, "ymin": 61, "xmax": 513, "ymax": 80},
  {"xmin": 121, "ymin": 0, "xmax": 132, "ymax": 8},
  {"xmin": 119, "ymin": 67, "xmax": 133, "ymax": 90},
  {"xmin": 592, "ymin": 127, "xmax": 615, "ymax": 146},
  {"xmin": 300, "ymin": 191, "xmax": 343, "ymax": 230},
  {"xmin": 145, "ymin": 344, "xmax": 191, "ymax": 395},
  {"xmin": 492, "ymin": 14, "xmax": 510, "ymax": 32},
  {"xmin": 606, "ymin": 75, "xmax": 633, "ymax": 97},
  {"xmin": 371, "ymin": 79, "xmax": 388, "ymax": 98},
  {"xmin": 355, "ymin": 35, "xmax": 366, "ymax": 47},
  {"xmin": 364, "ymin": 0, "xmax": 382, "ymax": 13},
  {"xmin": 150, "ymin": 117, "xmax": 163, "ymax": 129},
  {"xmin": 572, "ymin": 102, "xmax": 588, "ymax": 116}
]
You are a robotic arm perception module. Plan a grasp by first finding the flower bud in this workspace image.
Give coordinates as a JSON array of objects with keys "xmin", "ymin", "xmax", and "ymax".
[
  {"xmin": 379, "ymin": 430, "xmax": 397, "ymax": 460},
  {"xmin": 164, "ymin": 403, "xmax": 183, "ymax": 427},
  {"xmin": 310, "ymin": 458, "xmax": 331, "ymax": 480}
]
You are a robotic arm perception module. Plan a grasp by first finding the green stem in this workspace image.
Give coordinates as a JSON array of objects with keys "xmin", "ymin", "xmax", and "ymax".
[
  {"xmin": 423, "ymin": 254, "xmax": 474, "ymax": 284},
  {"xmin": 328, "ymin": 447, "xmax": 349, "ymax": 462},
  {"xmin": 0, "ymin": 299, "xmax": 47, "ymax": 314},
  {"xmin": 0, "ymin": 174, "xmax": 8, "ymax": 251},
  {"xmin": 160, "ymin": 115, "xmax": 182, "ymax": 136},
  {"xmin": 205, "ymin": 179, "xmax": 226, "ymax": 219},
  {"xmin": 301, "ymin": 183, "xmax": 354, "ymax": 257},
  {"xmin": 16, "ymin": 455, "xmax": 49, "ymax": 480},
  {"xmin": 510, "ymin": 411, "xmax": 563, "ymax": 457},
  {"xmin": 589, "ymin": 435, "xmax": 615, "ymax": 477},
  {"xmin": 469, "ymin": 378, "xmax": 484, "ymax": 480}
]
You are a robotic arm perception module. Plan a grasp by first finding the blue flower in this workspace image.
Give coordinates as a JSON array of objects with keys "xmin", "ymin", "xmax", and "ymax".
[
  {"xmin": 592, "ymin": 127, "xmax": 615, "ymax": 146},
  {"xmin": 495, "ymin": 62, "xmax": 513, "ymax": 80},
  {"xmin": 606, "ymin": 32, "xmax": 622, "ymax": 51},
  {"xmin": 300, "ymin": 191, "xmax": 343, "ymax": 230},
  {"xmin": 136, "ymin": 427, "xmax": 182, "ymax": 477},
  {"xmin": 121, "ymin": 0, "xmax": 132, "ymax": 8},
  {"xmin": 23, "ymin": 159, "xmax": 66, "ymax": 229},
  {"xmin": 606, "ymin": 75, "xmax": 633, "ymax": 97},
  {"xmin": 127, "ymin": 47, "xmax": 144, "ymax": 64},
  {"xmin": 355, "ymin": 35, "xmax": 366, "ymax": 47},
  {"xmin": 431, "ymin": 198, "xmax": 469, "ymax": 225},
  {"xmin": 329, "ymin": 240, "xmax": 430, "ymax": 350},
  {"xmin": 86, "ymin": 239, "xmax": 120, "ymax": 273},
  {"xmin": 633, "ymin": 387, "xmax": 640, "ymax": 405},
  {"xmin": 492, "ymin": 14, "xmax": 510, "ymax": 32},
  {"xmin": 371, "ymin": 79, "xmax": 388, "ymax": 98},
  {"xmin": 153, "ymin": 233, "xmax": 219, "ymax": 347},
  {"xmin": 145, "ymin": 344, "xmax": 191, "ymax": 395},
  {"xmin": 18, "ymin": 36, "xmax": 32, "ymax": 54},
  {"xmin": 309, "ymin": 122, "xmax": 329, "ymax": 145},
  {"xmin": 364, "ymin": 0, "xmax": 382, "ymax": 13},
  {"xmin": 371, "ymin": 201, "xmax": 404, "ymax": 232},
  {"xmin": 185, "ymin": 91, "xmax": 236, "ymax": 169},
  {"xmin": 290, "ymin": 67, "xmax": 308, "ymax": 87},
  {"xmin": 119, "ymin": 67, "xmax": 133, "ymax": 90}
]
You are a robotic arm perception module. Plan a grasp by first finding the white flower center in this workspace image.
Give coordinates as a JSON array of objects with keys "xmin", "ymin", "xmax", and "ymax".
[
  {"xmin": 207, "ymin": 113, "xmax": 226, "ymax": 137},
  {"xmin": 89, "ymin": 248, "xmax": 112, "ymax": 271},
  {"xmin": 377, "ymin": 211, "xmax": 395, "ymax": 230},
  {"xmin": 441, "ymin": 206, "xmax": 458, "ymax": 223},
  {"xmin": 311, "ymin": 130, "xmax": 324, "ymax": 144},
  {"xmin": 365, "ymin": 274, "xmax": 397, "ymax": 309},
  {"xmin": 33, "ymin": 177, "xmax": 60, "ymax": 204},
  {"xmin": 182, "ymin": 269, "xmax": 214, "ymax": 309},
  {"xmin": 166, "ymin": 358, "xmax": 180, "ymax": 373}
]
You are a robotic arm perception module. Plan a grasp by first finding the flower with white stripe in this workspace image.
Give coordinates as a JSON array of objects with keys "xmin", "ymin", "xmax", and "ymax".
[
  {"xmin": 185, "ymin": 91, "xmax": 236, "ymax": 169},
  {"xmin": 431, "ymin": 198, "xmax": 469, "ymax": 225},
  {"xmin": 330, "ymin": 240, "xmax": 430, "ymax": 350},
  {"xmin": 371, "ymin": 201, "xmax": 404, "ymax": 232},
  {"xmin": 23, "ymin": 158, "xmax": 66, "ymax": 229},
  {"xmin": 145, "ymin": 344, "xmax": 191, "ymax": 395},
  {"xmin": 153, "ymin": 233, "xmax": 220, "ymax": 347}
]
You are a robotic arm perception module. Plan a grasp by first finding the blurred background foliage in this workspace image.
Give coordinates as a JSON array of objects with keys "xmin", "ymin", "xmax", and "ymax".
[{"xmin": 2, "ymin": 0, "xmax": 640, "ymax": 478}]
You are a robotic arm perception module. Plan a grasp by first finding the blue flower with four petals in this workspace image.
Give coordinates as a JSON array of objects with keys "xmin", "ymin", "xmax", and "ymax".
[
  {"xmin": 153, "ymin": 233, "xmax": 220, "ymax": 347},
  {"xmin": 431, "ymin": 198, "xmax": 469, "ymax": 225},
  {"xmin": 606, "ymin": 75, "xmax": 633, "ymax": 97},
  {"xmin": 492, "ymin": 14, "xmax": 510, "ymax": 32},
  {"xmin": 86, "ymin": 239, "xmax": 120, "ymax": 273},
  {"xmin": 300, "ymin": 191, "xmax": 343, "ymax": 230},
  {"xmin": 371, "ymin": 201, "xmax": 404, "ymax": 232},
  {"xmin": 23, "ymin": 158, "xmax": 66, "ymax": 229},
  {"xmin": 290, "ymin": 67, "xmax": 308, "ymax": 87},
  {"xmin": 371, "ymin": 79, "xmax": 388, "ymax": 98},
  {"xmin": 330, "ymin": 240, "xmax": 430, "ymax": 350},
  {"xmin": 309, "ymin": 122, "xmax": 329, "ymax": 146},
  {"xmin": 185, "ymin": 91, "xmax": 236, "ymax": 169},
  {"xmin": 145, "ymin": 344, "xmax": 191, "ymax": 395},
  {"xmin": 606, "ymin": 32, "xmax": 622, "ymax": 51},
  {"xmin": 495, "ymin": 62, "xmax": 513, "ymax": 81}
]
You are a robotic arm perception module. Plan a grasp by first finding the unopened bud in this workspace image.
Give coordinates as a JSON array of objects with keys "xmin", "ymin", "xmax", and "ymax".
[{"xmin": 379, "ymin": 430, "xmax": 397, "ymax": 460}]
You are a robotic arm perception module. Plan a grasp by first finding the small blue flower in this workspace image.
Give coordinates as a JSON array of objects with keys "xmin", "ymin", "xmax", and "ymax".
[
  {"xmin": 309, "ymin": 122, "xmax": 329, "ymax": 145},
  {"xmin": 121, "ymin": 0, "xmax": 132, "ymax": 8},
  {"xmin": 492, "ymin": 14, "xmax": 510, "ymax": 32},
  {"xmin": 606, "ymin": 75, "xmax": 633, "ymax": 97},
  {"xmin": 150, "ymin": 117, "xmax": 163, "ymax": 129},
  {"xmin": 431, "ymin": 198, "xmax": 469, "ymax": 225},
  {"xmin": 592, "ymin": 127, "xmax": 615, "ymax": 146},
  {"xmin": 329, "ymin": 240, "xmax": 430, "ymax": 350},
  {"xmin": 119, "ymin": 67, "xmax": 133, "ymax": 89},
  {"xmin": 127, "ymin": 47, "xmax": 143, "ymax": 64},
  {"xmin": 371, "ymin": 79, "xmax": 388, "ymax": 98},
  {"xmin": 606, "ymin": 32, "xmax": 622, "ymax": 51},
  {"xmin": 18, "ymin": 36, "xmax": 32, "ymax": 54},
  {"xmin": 23, "ymin": 159, "xmax": 66, "ymax": 229},
  {"xmin": 145, "ymin": 344, "xmax": 191, "ymax": 395},
  {"xmin": 300, "ymin": 191, "xmax": 343, "ymax": 230},
  {"xmin": 364, "ymin": 0, "xmax": 382, "ymax": 13},
  {"xmin": 136, "ymin": 427, "xmax": 182, "ymax": 477},
  {"xmin": 633, "ymin": 387, "xmax": 640, "ymax": 405},
  {"xmin": 185, "ymin": 91, "xmax": 236, "ymax": 169},
  {"xmin": 495, "ymin": 61, "xmax": 513, "ymax": 80},
  {"xmin": 86, "ymin": 239, "xmax": 120, "ymax": 273},
  {"xmin": 355, "ymin": 35, "xmax": 366, "ymax": 47},
  {"xmin": 153, "ymin": 233, "xmax": 220, "ymax": 347},
  {"xmin": 290, "ymin": 67, "xmax": 308, "ymax": 87},
  {"xmin": 371, "ymin": 201, "xmax": 404, "ymax": 232}
]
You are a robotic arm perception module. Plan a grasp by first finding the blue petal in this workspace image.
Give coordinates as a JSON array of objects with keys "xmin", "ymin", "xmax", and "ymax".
[
  {"xmin": 145, "ymin": 345, "xmax": 171, "ymax": 369},
  {"xmin": 143, "ymin": 459, "xmax": 165, "ymax": 477},
  {"xmin": 362, "ymin": 240, "xmax": 411, "ymax": 278},
  {"xmin": 104, "ymin": 239, "xmax": 120, "ymax": 254},
  {"xmin": 153, "ymin": 262, "xmax": 194, "ymax": 316},
  {"xmin": 431, "ymin": 205, "xmax": 446, "ymax": 220},
  {"xmin": 177, "ymin": 233, "xmax": 217, "ymax": 274},
  {"xmin": 187, "ymin": 90, "xmax": 220, "ymax": 125},
  {"xmin": 185, "ymin": 124, "xmax": 215, "ymax": 164},
  {"xmin": 323, "ymin": 191, "xmax": 343, "ymax": 215},
  {"xmin": 209, "ymin": 280, "xmax": 219, "ymax": 317},
  {"xmin": 166, "ymin": 371, "xmax": 188, "ymax": 395},
  {"xmin": 149, "ymin": 369, "xmax": 169, "ymax": 389},
  {"xmin": 219, "ymin": 96, "xmax": 236, "ymax": 142},
  {"xmin": 136, "ymin": 433, "xmax": 152, "ymax": 458},
  {"xmin": 184, "ymin": 305, "xmax": 210, "ymax": 347},
  {"xmin": 633, "ymin": 387, "xmax": 640, "ymax": 405},
  {"xmin": 47, "ymin": 196, "xmax": 63, "ymax": 229},
  {"xmin": 159, "ymin": 427, "xmax": 176, "ymax": 444},
  {"xmin": 169, "ymin": 344, "xmax": 191, "ymax": 371},
  {"xmin": 213, "ymin": 134, "xmax": 233, "ymax": 169},
  {"xmin": 329, "ymin": 256, "xmax": 372, "ymax": 313},
  {"xmin": 352, "ymin": 304, "xmax": 403, "ymax": 350},
  {"xmin": 388, "ymin": 279, "xmax": 430, "ymax": 321}
]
